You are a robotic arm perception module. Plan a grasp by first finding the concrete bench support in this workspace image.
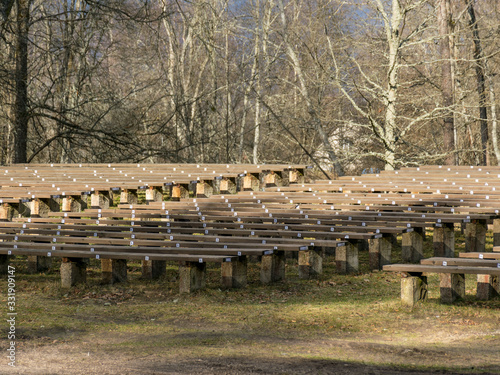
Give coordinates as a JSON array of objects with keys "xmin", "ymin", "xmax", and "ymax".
[
  {"xmin": 401, "ymin": 274, "xmax": 428, "ymax": 307},
  {"xmin": 145, "ymin": 187, "xmax": 163, "ymax": 203},
  {"xmin": 27, "ymin": 255, "xmax": 52, "ymax": 273},
  {"xmin": 433, "ymin": 223, "xmax": 455, "ymax": 258},
  {"xmin": 195, "ymin": 182, "xmax": 213, "ymax": 198},
  {"xmin": 476, "ymin": 274, "xmax": 500, "ymax": 300},
  {"xmin": 0, "ymin": 254, "xmax": 8, "ymax": 275},
  {"xmin": 335, "ymin": 243, "xmax": 358, "ymax": 274},
  {"xmin": 221, "ymin": 256, "xmax": 248, "ymax": 288},
  {"xmin": 439, "ymin": 273, "xmax": 465, "ymax": 303},
  {"xmin": 120, "ymin": 189, "xmax": 138, "ymax": 205},
  {"xmin": 179, "ymin": 261, "xmax": 206, "ymax": 293},
  {"xmin": 101, "ymin": 259, "xmax": 127, "ymax": 283},
  {"xmin": 90, "ymin": 191, "xmax": 111, "ymax": 209},
  {"xmin": 369, "ymin": 236, "xmax": 391, "ymax": 271},
  {"xmin": 298, "ymin": 249, "xmax": 322, "ymax": 279},
  {"xmin": 402, "ymin": 228, "xmax": 424, "ymax": 263},
  {"xmin": 141, "ymin": 260, "xmax": 166, "ymax": 279},
  {"xmin": 260, "ymin": 251, "xmax": 285, "ymax": 283},
  {"xmin": 465, "ymin": 220, "xmax": 487, "ymax": 253},
  {"xmin": 60, "ymin": 258, "xmax": 87, "ymax": 288}
]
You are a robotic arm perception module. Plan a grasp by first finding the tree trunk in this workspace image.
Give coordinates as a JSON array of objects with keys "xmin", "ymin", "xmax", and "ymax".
[
  {"xmin": 466, "ymin": 0, "xmax": 488, "ymax": 166},
  {"xmin": 13, "ymin": 0, "xmax": 30, "ymax": 163},
  {"xmin": 438, "ymin": 0, "xmax": 455, "ymax": 165}
]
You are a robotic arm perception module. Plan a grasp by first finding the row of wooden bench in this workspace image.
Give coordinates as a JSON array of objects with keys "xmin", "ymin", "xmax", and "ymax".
[{"xmin": 384, "ymin": 251, "xmax": 500, "ymax": 305}]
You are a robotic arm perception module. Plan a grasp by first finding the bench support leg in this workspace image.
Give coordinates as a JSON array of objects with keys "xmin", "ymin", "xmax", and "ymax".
[
  {"xmin": 476, "ymin": 275, "xmax": 500, "ymax": 300},
  {"xmin": 179, "ymin": 262, "xmax": 206, "ymax": 293},
  {"xmin": 0, "ymin": 255, "xmax": 8, "ymax": 275},
  {"xmin": 101, "ymin": 259, "xmax": 127, "ymax": 283},
  {"xmin": 170, "ymin": 185, "xmax": 189, "ymax": 201},
  {"xmin": 221, "ymin": 256, "xmax": 247, "ymax": 289},
  {"xmin": 439, "ymin": 273, "xmax": 465, "ymax": 303},
  {"xmin": 91, "ymin": 191, "xmax": 111, "ymax": 209},
  {"xmin": 62, "ymin": 196, "xmax": 85, "ymax": 212},
  {"xmin": 260, "ymin": 252, "xmax": 285, "ymax": 283},
  {"xmin": 369, "ymin": 236, "xmax": 391, "ymax": 271},
  {"xmin": 61, "ymin": 258, "xmax": 87, "ymax": 288},
  {"xmin": 402, "ymin": 228, "xmax": 424, "ymax": 263},
  {"xmin": 219, "ymin": 178, "xmax": 237, "ymax": 194},
  {"xmin": 141, "ymin": 260, "xmax": 166, "ymax": 279},
  {"xmin": 298, "ymin": 249, "xmax": 322, "ymax": 279},
  {"xmin": 433, "ymin": 224, "xmax": 455, "ymax": 258},
  {"xmin": 120, "ymin": 189, "xmax": 138, "ymax": 205},
  {"xmin": 493, "ymin": 218, "xmax": 500, "ymax": 247},
  {"xmin": 335, "ymin": 243, "xmax": 358, "ymax": 274},
  {"xmin": 145, "ymin": 187, "xmax": 163, "ymax": 203},
  {"xmin": 401, "ymin": 274, "xmax": 427, "ymax": 306},
  {"xmin": 27, "ymin": 255, "xmax": 52, "ymax": 274},
  {"xmin": 195, "ymin": 182, "xmax": 213, "ymax": 198},
  {"xmin": 241, "ymin": 174, "xmax": 260, "ymax": 192},
  {"xmin": 465, "ymin": 220, "xmax": 487, "ymax": 253}
]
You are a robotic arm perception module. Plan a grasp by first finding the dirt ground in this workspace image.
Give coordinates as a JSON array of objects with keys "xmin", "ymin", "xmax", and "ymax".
[{"xmin": 3, "ymin": 319, "xmax": 500, "ymax": 375}]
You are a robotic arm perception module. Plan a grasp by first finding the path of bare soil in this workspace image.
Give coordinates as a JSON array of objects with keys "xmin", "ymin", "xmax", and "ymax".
[{"xmin": 3, "ymin": 319, "xmax": 500, "ymax": 375}]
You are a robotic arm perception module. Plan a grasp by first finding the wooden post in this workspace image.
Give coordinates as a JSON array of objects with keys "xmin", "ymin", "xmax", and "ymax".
[
  {"xmin": 141, "ymin": 260, "xmax": 166, "ymax": 279},
  {"xmin": 171, "ymin": 185, "xmax": 189, "ymax": 201},
  {"xmin": 260, "ymin": 251, "xmax": 285, "ymax": 284},
  {"xmin": 30, "ymin": 199, "xmax": 52, "ymax": 217},
  {"xmin": 298, "ymin": 248, "xmax": 322, "ymax": 279},
  {"xmin": 493, "ymin": 218, "xmax": 500, "ymax": 247},
  {"xmin": 101, "ymin": 259, "xmax": 127, "ymax": 283},
  {"xmin": 433, "ymin": 223, "xmax": 455, "ymax": 258},
  {"xmin": 335, "ymin": 243, "xmax": 358, "ymax": 274},
  {"xmin": 90, "ymin": 191, "xmax": 111, "ymax": 209},
  {"xmin": 27, "ymin": 255, "xmax": 52, "ymax": 274},
  {"xmin": 60, "ymin": 258, "xmax": 87, "ymax": 288},
  {"xmin": 0, "ymin": 255, "xmax": 8, "ymax": 275},
  {"xmin": 0, "ymin": 203, "xmax": 11, "ymax": 220},
  {"xmin": 263, "ymin": 171, "xmax": 283, "ymax": 187},
  {"xmin": 221, "ymin": 256, "xmax": 248, "ymax": 288},
  {"xmin": 439, "ymin": 273, "xmax": 465, "ymax": 303},
  {"xmin": 369, "ymin": 236, "xmax": 391, "ymax": 271},
  {"xmin": 220, "ymin": 178, "xmax": 237, "ymax": 194},
  {"xmin": 195, "ymin": 181, "xmax": 213, "ymax": 198},
  {"xmin": 401, "ymin": 273, "xmax": 428, "ymax": 307},
  {"xmin": 120, "ymin": 189, "xmax": 138, "ymax": 205},
  {"xmin": 179, "ymin": 261, "xmax": 206, "ymax": 293},
  {"xmin": 62, "ymin": 196, "xmax": 85, "ymax": 212},
  {"xmin": 145, "ymin": 186, "xmax": 163, "ymax": 203},
  {"xmin": 288, "ymin": 168, "xmax": 304, "ymax": 184},
  {"xmin": 465, "ymin": 219, "xmax": 487, "ymax": 253},
  {"xmin": 242, "ymin": 173, "xmax": 260, "ymax": 191},
  {"xmin": 476, "ymin": 274, "xmax": 500, "ymax": 300},
  {"xmin": 402, "ymin": 228, "xmax": 424, "ymax": 263}
]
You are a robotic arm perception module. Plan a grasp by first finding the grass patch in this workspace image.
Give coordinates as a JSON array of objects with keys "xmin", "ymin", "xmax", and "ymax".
[{"xmin": 2, "ymin": 229, "xmax": 500, "ymax": 374}]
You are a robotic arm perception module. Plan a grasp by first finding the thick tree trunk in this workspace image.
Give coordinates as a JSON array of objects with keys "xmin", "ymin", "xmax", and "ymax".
[
  {"xmin": 13, "ymin": 0, "xmax": 30, "ymax": 163},
  {"xmin": 438, "ymin": 0, "xmax": 455, "ymax": 165},
  {"xmin": 466, "ymin": 0, "xmax": 488, "ymax": 165}
]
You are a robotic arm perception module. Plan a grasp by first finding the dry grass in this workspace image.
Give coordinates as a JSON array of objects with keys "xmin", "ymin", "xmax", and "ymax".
[{"xmin": 1, "ymin": 229, "xmax": 500, "ymax": 374}]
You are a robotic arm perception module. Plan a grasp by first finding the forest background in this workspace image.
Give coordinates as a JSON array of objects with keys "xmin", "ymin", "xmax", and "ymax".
[{"xmin": 1, "ymin": 0, "xmax": 499, "ymax": 177}]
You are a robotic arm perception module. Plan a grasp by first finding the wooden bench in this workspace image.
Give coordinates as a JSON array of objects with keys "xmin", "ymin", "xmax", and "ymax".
[{"xmin": 383, "ymin": 261, "xmax": 500, "ymax": 305}]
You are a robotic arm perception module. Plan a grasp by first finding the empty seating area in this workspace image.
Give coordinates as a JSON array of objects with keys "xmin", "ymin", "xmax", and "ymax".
[{"xmin": 0, "ymin": 164, "xmax": 499, "ymax": 303}]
